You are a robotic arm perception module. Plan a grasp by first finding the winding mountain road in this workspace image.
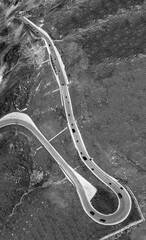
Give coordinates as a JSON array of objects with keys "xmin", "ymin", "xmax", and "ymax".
[{"xmin": 0, "ymin": 15, "xmax": 132, "ymax": 225}]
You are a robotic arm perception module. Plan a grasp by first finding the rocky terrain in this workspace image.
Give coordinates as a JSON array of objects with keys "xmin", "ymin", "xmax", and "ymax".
[{"xmin": 0, "ymin": 0, "xmax": 146, "ymax": 239}]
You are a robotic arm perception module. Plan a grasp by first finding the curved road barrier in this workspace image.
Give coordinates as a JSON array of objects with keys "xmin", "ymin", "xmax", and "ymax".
[
  {"xmin": 4, "ymin": 16, "xmax": 132, "ymax": 225},
  {"xmin": 0, "ymin": 112, "xmax": 105, "ymax": 222}
]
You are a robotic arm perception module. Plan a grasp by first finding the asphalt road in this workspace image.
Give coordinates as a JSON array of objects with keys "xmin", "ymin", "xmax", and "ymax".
[{"xmin": 0, "ymin": 15, "xmax": 132, "ymax": 226}]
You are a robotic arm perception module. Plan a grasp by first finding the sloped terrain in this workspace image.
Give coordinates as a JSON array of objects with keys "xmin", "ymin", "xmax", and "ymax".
[{"xmin": 0, "ymin": 0, "xmax": 146, "ymax": 239}]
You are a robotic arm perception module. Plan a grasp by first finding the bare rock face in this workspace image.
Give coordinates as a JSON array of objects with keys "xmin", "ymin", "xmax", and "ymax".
[{"xmin": 0, "ymin": 0, "xmax": 146, "ymax": 240}]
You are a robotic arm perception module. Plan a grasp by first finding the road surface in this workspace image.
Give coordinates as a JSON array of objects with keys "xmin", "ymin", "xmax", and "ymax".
[{"xmin": 0, "ymin": 15, "xmax": 132, "ymax": 225}]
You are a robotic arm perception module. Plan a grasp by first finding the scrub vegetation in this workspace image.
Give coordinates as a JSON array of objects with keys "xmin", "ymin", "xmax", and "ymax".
[{"xmin": 0, "ymin": 0, "xmax": 145, "ymax": 240}]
